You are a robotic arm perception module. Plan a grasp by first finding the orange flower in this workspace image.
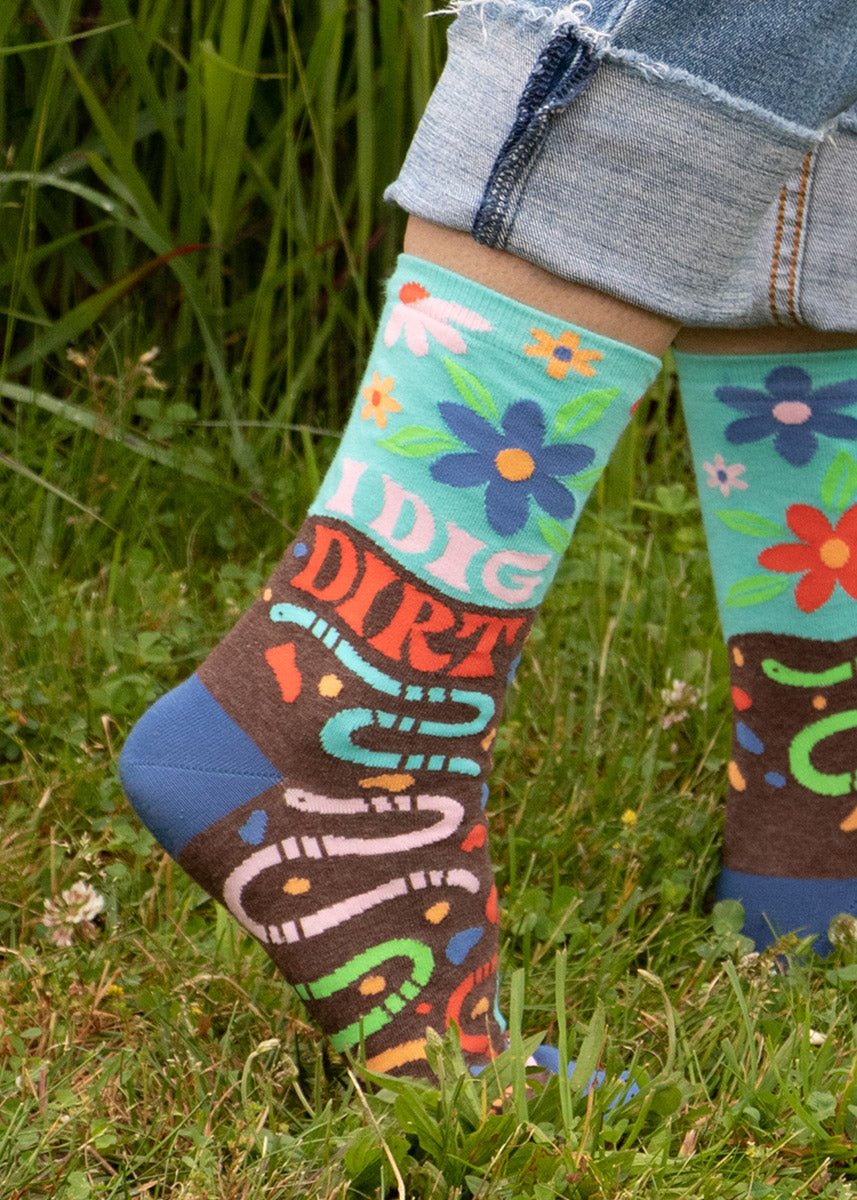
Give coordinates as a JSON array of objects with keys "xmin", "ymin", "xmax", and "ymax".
[
  {"xmin": 524, "ymin": 328, "xmax": 603, "ymax": 379},
  {"xmin": 360, "ymin": 371, "xmax": 401, "ymax": 428}
]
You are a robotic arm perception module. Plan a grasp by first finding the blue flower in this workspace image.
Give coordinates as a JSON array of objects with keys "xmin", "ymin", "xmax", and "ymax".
[
  {"xmin": 717, "ymin": 366, "xmax": 857, "ymax": 467},
  {"xmin": 430, "ymin": 399, "xmax": 594, "ymax": 536}
]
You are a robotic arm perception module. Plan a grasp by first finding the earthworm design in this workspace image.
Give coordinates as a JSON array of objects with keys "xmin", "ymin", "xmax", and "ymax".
[
  {"xmin": 269, "ymin": 602, "xmax": 495, "ymax": 775},
  {"xmin": 755, "ymin": 656, "xmax": 857, "ymax": 800},
  {"xmin": 762, "ymin": 657, "xmax": 854, "ymax": 688},
  {"xmin": 293, "ymin": 938, "xmax": 435, "ymax": 1051},
  {"xmin": 221, "ymin": 792, "xmax": 480, "ymax": 944},
  {"xmin": 444, "ymin": 954, "xmax": 499, "ymax": 1055}
]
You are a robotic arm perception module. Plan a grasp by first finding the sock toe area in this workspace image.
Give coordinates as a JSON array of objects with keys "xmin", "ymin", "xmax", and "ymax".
[
  {"xmin": 718, "ymin": 867, "xmax": 857, "ymax": 957},
  {"xmin": 119, "ymin": 674, "xmax": 283, "ymax": 857}
]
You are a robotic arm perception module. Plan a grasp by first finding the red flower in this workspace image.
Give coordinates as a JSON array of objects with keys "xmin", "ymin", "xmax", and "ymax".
[{"xmin": 758, "ymin": 503, "xmax": 857, "ymax": 612}]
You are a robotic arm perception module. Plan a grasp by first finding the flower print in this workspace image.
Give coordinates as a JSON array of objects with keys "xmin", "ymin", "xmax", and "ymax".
[
  {"xmin": 429, "ymin": 399, "xmax": 594, "ymax": 536},
  {"xmin": 524, "ymin": 329, "xmax": 603, "ymax": 379},
  {"xmin": 383, "ymin": 281, "xmax": 492, "ymax": 357},
  {"xmin": 717, "ymin": 366, "xmax": 857, "ymax": 467},
  {"xmin": 758, "ymin": 503, "xmax": 857, "ymax": 612},
  {"xmin": 360, "ymin": 370, "xmax": 401, "ymax": 428},
  {"xmin": 702, "ymin": 453, "xmax": 748, "ymax": 497}
]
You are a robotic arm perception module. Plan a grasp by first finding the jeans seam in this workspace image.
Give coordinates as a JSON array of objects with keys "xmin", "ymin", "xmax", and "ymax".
[
  {"xmin": 786, "ymin": 152, "xmax": 815, "ymax": 326},
  {"xmin": 769, "ymin": 185, "xmax": 789, "ymax": 327},
  {"xmin": 471, "ymin": 24, "xmax": 601, "ymax": 249}
]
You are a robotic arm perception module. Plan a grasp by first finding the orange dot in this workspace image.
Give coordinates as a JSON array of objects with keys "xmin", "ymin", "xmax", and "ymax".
[
  {"xmin": 358, "ymin": 773, "xmax": 414, "ymax": 791},
  {"xmin": 728, "ymin": 760, "xmax": 746, "ymax": 792},
  {"xmin": 318, "ymin": 674, "xmax": 343, "ymax": 698},
  {"xmin": 470, "ymin": 997, "xmax": 489, "ymax": 1020},
  {"xmin": 494, "ymin": 447, "xmax": 535, "ymax": 482},
  {"xmin": 820, "ymin": 537, "xmax": 850, "ymax": 569},
  {"xmin": 731, "ymin": 686, "xmax": 752, "ymax": 711},
  {"xmin": 416, "ymin": 1002, "xmax": 432, "ymax": 1015},
  {"xmin": 359, "ymin": 975, "xmax": 386, "ymax": 996},
  {"xmin": 481, "ymin": 727, "xmax": 496, "ymax": 751},
  {"xmin": 283, "ymin": 877, "xmax": 310, "ymax": 895},
  {"xmin": 425, "ymin": 902, "xmax": 449, "ymax": 925},
  {"xmin": 263, "ymin": 587, "xmax": 272, "ymax": 601},
  {"xmin": 813, "ymin": 695, "xmax": 828, "ymax": 710},
  {"xmin": 732, "ymin": 646, "xmax": 744, "ymax": 667}
]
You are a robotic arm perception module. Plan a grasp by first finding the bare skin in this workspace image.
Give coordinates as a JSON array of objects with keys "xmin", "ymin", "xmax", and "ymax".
[
  {"xmin": 405, "ymin": 216, "xmax": 857, "ymax": 358},
  {"xmin": 674, "ymin": 326, "xmax": 857, "ymax": 355},
  {"xmin": 404, "ymin": 216, "xmax": 680, "ymax": 357}
]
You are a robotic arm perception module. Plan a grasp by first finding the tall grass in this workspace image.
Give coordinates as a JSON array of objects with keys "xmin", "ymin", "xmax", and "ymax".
[{"xmin": 1, "ymin": 0, "xmax": 445, "ymax": 532}]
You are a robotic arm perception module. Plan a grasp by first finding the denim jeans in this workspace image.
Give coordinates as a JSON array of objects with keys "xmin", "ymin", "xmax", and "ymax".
[{"xmin": 385, "ymin": 1, "xmax": 857, "ymax": 329}]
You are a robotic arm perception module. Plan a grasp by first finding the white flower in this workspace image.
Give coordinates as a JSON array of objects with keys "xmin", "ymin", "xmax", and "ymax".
[
  {"xmin": 660, "ymin": 678, "xmax": 702, "ymax": 730},
  {"xmin": 384, "ymin": 281, "xmax": 492, "ymax": 357},
  {"xmin": 828, "ymin": 912, "xmax": 857, "ymax": 947},
  {"xmin": 42, "ymin": 879, "xmax": 105, "ymax": 946}
]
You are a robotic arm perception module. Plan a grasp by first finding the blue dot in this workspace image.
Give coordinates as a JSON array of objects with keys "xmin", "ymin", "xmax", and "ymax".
[
  {"xmin": 552, "ymin": 346, "xmax": 573, "ymax": 362},
  {"xmin": 507, "ymin": 655, "xmax": 522, "ymax": 685},
  {"xmin": 445, "ymin": 926, "xmax": 484, "ymax": 965},
  {"xmin": 239, "ymin": 810, "xmax": 268, "ymax": 845},
  {"xmin": 293, "ymin": 542, "xmax": 308, "ymax": 558},
  {"xmin": 736, "ymin": 721, "xmax": 764, "ymax": 755},
  {"xmin": 480, "ymin": 783, "xmax": 490, "ymax": 810},
  {"xmin": 765, "ymin": 772, "xmax": 787, "ymax": 788}
]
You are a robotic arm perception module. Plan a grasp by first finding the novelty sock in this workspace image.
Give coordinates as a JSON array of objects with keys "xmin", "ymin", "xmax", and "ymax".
[
  {"xmin": 677, "ymin": 348, "xmax": 857, "ymax": 954},
  {"xmin": 120, "ymin": 256, "xmax": 659, "ymax": 1074}
]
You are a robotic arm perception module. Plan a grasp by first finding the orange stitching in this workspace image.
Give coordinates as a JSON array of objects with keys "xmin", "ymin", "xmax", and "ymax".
[
  {"xmin": 769, "ymin": 184, "xmax": 788, "ymax": 326},
  {"xmin": 787, "ymin": 152, "xmax": 814, "ymax": 326}
]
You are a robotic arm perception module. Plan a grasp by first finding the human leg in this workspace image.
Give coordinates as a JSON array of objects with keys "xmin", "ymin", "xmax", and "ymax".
[
  {"xmin": 674, "ymin": 111, "xmax": 857, "ymax": 953},
  {"xmin": 120, "ymin": 247, "xmax": 660, "ymax": 1076}
]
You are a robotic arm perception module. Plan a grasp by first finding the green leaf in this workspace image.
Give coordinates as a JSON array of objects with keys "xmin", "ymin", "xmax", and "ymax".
[
  {"xmin": 725, "ymin": 575, "xmax": 792, "ymax": 607},
  {"xmin": 537, "ymin": 516, "xmax": 571, "ymax": 554},
  {"xmin": 552, "ymin": 387, "xmax": 620, "ymax": 440},
  {"xmin": 712, "ymin": 898, "xmax": 745, "ymax": 936},
  {"xmin": 376, "ymin": 426, "xmax": 460, "ymax": 458},
  {"xmin": 443, "ymin": 358, "xmax": 498, "ymax": 423},
  {"xmin": 566, "ymin": 466, "xmax": 603, "ymax": 491},
  {"xmin": 569, "ymin": 1000, "xmax": 606, "ymax": 1097},
  {"xmin": 716, "ymin": 510, "xmax": 786, "ymax": 538},
  {"xmin": 820, "ymin": 449, "xmax": 857, "ymax": 515}
]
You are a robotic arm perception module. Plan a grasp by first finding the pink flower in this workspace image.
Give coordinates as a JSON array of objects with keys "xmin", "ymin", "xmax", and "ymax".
[
  {"xmin": 383, "ymin": 281, "xmax": 492, "ymax": 357},
  {"xmin": 703, "ymin": 454, "xmax": 748, "ymax": 497}
]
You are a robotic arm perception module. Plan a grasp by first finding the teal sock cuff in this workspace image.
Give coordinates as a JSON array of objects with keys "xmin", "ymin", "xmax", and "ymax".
[
  {"xmin": 394, "ymin": 255, "xmax": 662, "ymax": 374},
  {"xmin": 677, "ymin": 347, "xmax": 857, "ymax": 639},
  {"xmin": 312, "ymin": 255, "xmax": 661, "ymax": 610}
]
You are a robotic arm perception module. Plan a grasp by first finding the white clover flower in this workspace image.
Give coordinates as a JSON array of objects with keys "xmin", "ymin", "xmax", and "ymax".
[
  {"xmin": 660, "ymin": 677, "xmax": 702, "ymax": 730},
  {"xmin": 42, "ymin": 879, "xmax": 105, "ymax": 946}
]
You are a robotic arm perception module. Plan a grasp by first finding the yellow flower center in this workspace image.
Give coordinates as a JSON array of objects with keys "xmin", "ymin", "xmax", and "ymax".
[
  {"xmin": 494, "ymin": 447, "xmax": 535, "ymax": 481},
  {"xmin": 820, "ymin": 537, "xmax": 851, "ymax": 569}
]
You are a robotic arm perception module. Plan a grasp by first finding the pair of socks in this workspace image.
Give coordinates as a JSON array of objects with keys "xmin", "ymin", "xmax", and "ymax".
[{"xmin": 120, "ymin": 255, "xmax": 857, "ymax": 1077}]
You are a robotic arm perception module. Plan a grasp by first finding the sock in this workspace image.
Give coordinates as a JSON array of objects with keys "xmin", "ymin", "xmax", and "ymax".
[
  {"xmin": 120, "ymin": 256, "xmax": 659, "ymax": 1075},
  {"xmin": 677, "ymin": 348, "xmax": 857, "ymax": 955}
]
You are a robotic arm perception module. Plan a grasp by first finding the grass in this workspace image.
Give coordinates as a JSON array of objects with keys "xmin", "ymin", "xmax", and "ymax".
[{"xmin": 2, "ymin": 3, "xmax": 857, "ymax": 1198}]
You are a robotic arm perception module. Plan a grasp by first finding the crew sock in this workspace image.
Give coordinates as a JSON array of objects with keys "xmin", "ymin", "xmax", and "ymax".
[
  {"xmin": 120, "ymin": 256, "xmax": 659, "ymax": 1075},
  {"xmin": 677, "ymin": 348, "xmax": 857, "ymax": 954}
]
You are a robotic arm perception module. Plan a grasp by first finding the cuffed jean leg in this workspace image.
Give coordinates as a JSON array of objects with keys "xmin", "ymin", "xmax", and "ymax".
[
  {"xmin": 739, "ymin": 109, "xmax": 857, "ymax": 331},
  {"xmin": 385, "ymin": 2, "xmax": 857, "ymax": 329}
]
